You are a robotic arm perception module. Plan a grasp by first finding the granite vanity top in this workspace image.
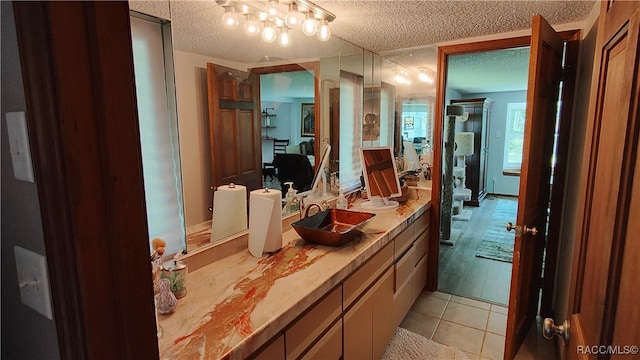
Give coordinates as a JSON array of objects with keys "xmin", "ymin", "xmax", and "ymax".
[{"xmin": 158, "ymin": 189, "xmax": 431, "ymax": 359}]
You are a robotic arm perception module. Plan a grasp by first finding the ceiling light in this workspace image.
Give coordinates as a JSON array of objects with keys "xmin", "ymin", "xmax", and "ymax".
[
  {"xmin": 266, "ymin": 0, "xmax": 279, "ymax": 16},
  {"xmin": 317, "ymin": 19, "xmax": 331, "ymax": 41},
  {"xmin": 279, "ymin": 27, "xmax": 292, "ymax": 47},
  {"xmin": 285, "ymin": 2, "xmax": 303, "ymax": 28},
  {"xmin": 262, "ymin": 21, "xmax": 277, "ymax": 43},
  {"xmin": 418, "ymin": 67, "xmax": 435, "ymax": 83},
  {"xmin": 221, "ymin": 7, "xmax": 240, "ymax": 29},
  {"xmin": 302, "ymin": 11, "xmax": 318, "ymax": 36},
  {"xmin": 216, "ymin": 0, "xmax": 334, "ymax": 46},
  {"xmin": 394, "ymin": 70, "xmax": 412, "ymax": 85},
  {"xmin": 244, "ymin": 14, "xmax": 261, "ymax": 36}
]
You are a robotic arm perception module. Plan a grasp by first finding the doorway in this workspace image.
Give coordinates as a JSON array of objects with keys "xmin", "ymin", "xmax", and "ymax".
[{"xmin": 437, "ymin": 47, "xmax": 530, "ymax": 306}]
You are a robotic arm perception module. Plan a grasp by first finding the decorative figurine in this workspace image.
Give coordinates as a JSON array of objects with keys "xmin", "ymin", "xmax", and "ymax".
[{"xmin": 156, "ymin": 278, "xmax": 178, "ymax": 315}]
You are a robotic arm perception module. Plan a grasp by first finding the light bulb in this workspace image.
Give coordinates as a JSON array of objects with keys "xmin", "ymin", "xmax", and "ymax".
[
  {"xmin": 285, "ymin": 3, "xmax": 303, "ymax": 28},
  {"xmin": 317, "ymin": 20, "xmax": 331, "ymax": 41},
  {"xmin": 244, "ymin": 15, "xmax": 261, "ymax": 36},
  {"xmin": 266, "ymin": 0, "xmax": 279, "ymax": 16},
  {"xmin": 301, "ymin": 12, "xmax": 318, "ymax": 36},
  {"xmin": 262, "ymin": 22, "xmax": 277, "ymax": 43},
  {"xmin": 418, "ymin": 68, "xmax": 434, "ymax": 83},
  {"xmin": 221, "ymin": 7, "xmax": 240, "ymax": 29},
  {"xmin": 279, "ymin": 27, "xmax": 291, "ymax": 47}
]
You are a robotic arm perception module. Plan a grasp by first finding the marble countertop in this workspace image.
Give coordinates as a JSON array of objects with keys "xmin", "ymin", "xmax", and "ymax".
[{"xmin": 158, "ymin": 189, "xmax": 431, "ymax": 359}]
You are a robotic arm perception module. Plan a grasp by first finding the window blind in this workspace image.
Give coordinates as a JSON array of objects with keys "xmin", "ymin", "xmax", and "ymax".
[
  {"xmin": 339, "ymin": 71, "xmax": 364, "ymax": 192},
  {"xmin": 131, "ymin": 15, "xmax": 186, "ymax": 256}
]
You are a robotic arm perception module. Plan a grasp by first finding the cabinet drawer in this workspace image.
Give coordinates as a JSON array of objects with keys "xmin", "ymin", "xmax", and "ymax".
[
  {"xmin": 414, "ymin": 227, "xmax": 429, "ymax": 266},
  {"xmin": 395, "ymin": 244, "xmax": 415, "ymax": 293},
  {"xmin": 286, "ymin": 285, "xmax": 342, "ymax": 360},
  {"xmin": 413, "ymin": 254, "xmax": 428, "ymax": 302},
  {"xmin": 393, "ymin": 223, "xmax": 415, "ymax": 260},
  {"xmin": 343, "ymin": 241, "xmax": 393, "ymax": 309},
  {"xmin": 414, "ymin": 209, "xmax": 430, "ymax": 238},
  {"xmin": 251, "ymin": 333, "xmax": 284, "ymax": 360},
  {"xmin": 301, "ymin": 320, "xmax": 342, "ymax": 360}
]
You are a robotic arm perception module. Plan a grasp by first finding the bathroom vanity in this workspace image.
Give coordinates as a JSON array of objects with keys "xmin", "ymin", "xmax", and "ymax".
[{"xmin": 158, "ymin": 188, "xmax": 431, "ymax": 359}]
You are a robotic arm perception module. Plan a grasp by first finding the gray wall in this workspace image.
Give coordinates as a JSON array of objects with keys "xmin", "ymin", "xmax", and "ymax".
[
  {"xmin": 464, "ymin": 90, "xmax": 527, "ymax": 196},
  {"xmin": 1, "ymin": 2, "xmax": 60, "ymax": 358}
]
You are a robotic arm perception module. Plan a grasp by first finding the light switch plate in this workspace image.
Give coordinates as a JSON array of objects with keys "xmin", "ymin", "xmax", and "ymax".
[
  {"xmin": 14, "ymin": 246, "xmax": 53, "ymax": 320},
  {"xmin": 6, "ymin": 111, "xmax": 35, "ymax": 183}
]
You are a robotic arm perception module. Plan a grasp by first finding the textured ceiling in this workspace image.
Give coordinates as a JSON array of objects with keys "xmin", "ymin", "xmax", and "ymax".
[{"xmin": 129, "ymin": 0, "xmax": 595, "ymax": 94}]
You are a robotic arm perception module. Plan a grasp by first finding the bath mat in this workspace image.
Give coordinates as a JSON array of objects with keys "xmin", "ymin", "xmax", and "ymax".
[
  {"xmin": 380, "ymin": 327, "xmax": 470, "ymax": 360},
  {"xmin": 475, "ymin": 198, "xmax": 517, "ymax": 263}
]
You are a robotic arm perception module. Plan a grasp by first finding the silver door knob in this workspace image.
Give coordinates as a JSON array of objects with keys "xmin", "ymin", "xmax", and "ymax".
[
  {"xmin": 506, "ymin": 222, "xmax": 538, "ymax": 237},
  {"xmin": 543, "ymin": 318, "xmax": 569, "ymax": 342}
]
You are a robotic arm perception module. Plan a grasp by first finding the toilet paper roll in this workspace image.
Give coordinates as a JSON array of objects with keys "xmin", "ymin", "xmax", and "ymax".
[
  {"xmin": 248, "ymin": 188, "xmax": 282, "ymax": 257},
  {"xmin": 454, "ymin": 132, "xmax": 474, "ymax": 156},
  {"xmin": 211, "ymin": 183, "xmax": 247, "ymax": 243}
]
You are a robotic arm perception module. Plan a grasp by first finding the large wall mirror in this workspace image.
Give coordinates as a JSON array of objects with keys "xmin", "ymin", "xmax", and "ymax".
[{"xmin": 129, "ymin": 1, "xmax": 433, "ymax": 254}]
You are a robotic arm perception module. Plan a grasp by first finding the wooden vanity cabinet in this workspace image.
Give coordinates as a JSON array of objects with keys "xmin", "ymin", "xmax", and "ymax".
[
  {"xmin": 251, "ymin": 208, "xmax": 431, "ymax": 360},
  {"xmin": 285, "ymin": 285, "xmax": 342, "ymax": 360}
]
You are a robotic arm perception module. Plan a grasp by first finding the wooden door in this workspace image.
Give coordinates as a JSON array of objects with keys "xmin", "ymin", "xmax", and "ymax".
[
  {"xmin": 504, "ymin": 15, "xmax": 565, "ymax": 359},
  {"xmin": 207, "ymin": 63, "xmax": 262, "ymax": 191},
  {"xmin": 564, "ymin": 2, "xmax": 640, "ymax": 358},
  {"xmin": 330, "ymin": 87, "xmax": 341, "ymax": 172}
]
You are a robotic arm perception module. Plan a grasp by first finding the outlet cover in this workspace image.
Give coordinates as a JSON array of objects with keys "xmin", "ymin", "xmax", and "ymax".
[
  {"xmin": 14, "ymin": 246, "xmax": 53, "ymax": 320},
  {"xmin": 5, "ymin": 112, "xmax": 35, "ymax": 183}
]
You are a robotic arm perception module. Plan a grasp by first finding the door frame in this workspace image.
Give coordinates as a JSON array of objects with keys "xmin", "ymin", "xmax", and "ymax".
[
  {"xmin": 251, "ymin": 62, "xmax": 321, "ymax": 168},
  {"xmin": 428, "ymin": 30, "xmax": 579, "ymax": 313}
]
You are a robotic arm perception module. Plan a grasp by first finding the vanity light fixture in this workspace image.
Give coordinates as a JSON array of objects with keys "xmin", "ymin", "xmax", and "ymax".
[
  {"xmin": 244, "ymin": 14, "xmax": 261, "ymax": 36},
  {"xmin": 285, "ymin": 2, "xmax": 304, "ymax": 28},
  {"xmin": 266, "ymin": 0, "xmax": 280, "ymax": 16},
  {"xmin": 279, "ymin": 27, "xmax": 292, "ymax": 47},
  {"xmin": 301, "ymin": 10, "xmax": 318, "ymax": 36},
  {"xmin": 262, "ymin": 21, "xmax": 277, "ymax": 43},
  {"xmin": 394, "ymin": 70, "xmax": 412, "ymax": 85},
  {"xmin": 217, "ymin": 0, "xmax": 334, "ymax": 47},
  {"xmin": 317, "ymin": 19, "xmax": 331, "ymax": 41},
  {"xmin": 418, "ymin": 67, "xmax": 435, "ymax": 84},
  {"xmin": 221, "ymin": 6, "xmax": 240, "ymax": 29}
]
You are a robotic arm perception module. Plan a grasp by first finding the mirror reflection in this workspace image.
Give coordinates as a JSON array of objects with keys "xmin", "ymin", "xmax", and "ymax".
[{"xmin": 129, "ymin": 0, "xmax": 435, "ymax": 254}]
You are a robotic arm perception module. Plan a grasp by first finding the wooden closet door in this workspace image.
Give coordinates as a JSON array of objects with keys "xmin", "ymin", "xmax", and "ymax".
[
  {"xmin": 207, "ymin": 63, "xmax": 262, "ymax": 191},
  {"xmin": 564, "ymin": 1, "xmax": 640, "ymax": 358}
]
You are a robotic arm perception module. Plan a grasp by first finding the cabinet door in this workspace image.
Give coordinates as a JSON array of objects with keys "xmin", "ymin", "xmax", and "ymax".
[
  {"xmin": 372, "ymin": 268, "xmax": 395, "ymax": 359},
  {"xmin": 344, "ymin": 288, "xmax": 373, "ymax": 359}
]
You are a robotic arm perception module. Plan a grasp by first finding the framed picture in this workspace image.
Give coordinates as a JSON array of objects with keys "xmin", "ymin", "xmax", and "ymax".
[
  {"xmin": 301, "ymin": 103, "xmax": 315, "ymax": 137},
  {"xmin": 403, "ymin": 117, "xmax": 414, "ymax": 130}
]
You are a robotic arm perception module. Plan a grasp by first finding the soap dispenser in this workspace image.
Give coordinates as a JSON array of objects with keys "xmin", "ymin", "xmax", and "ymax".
[
  {"xmin": 336, "ymin": 190, "xmax": 348, "ymax": 210},
  {"xmin": 284, "ymin": 182, "xmax": 299, "ymax": 213}
]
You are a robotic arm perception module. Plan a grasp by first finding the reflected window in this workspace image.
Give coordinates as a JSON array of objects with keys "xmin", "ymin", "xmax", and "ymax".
[
  {"xmin": 339, "ymin": 71, "xmax": 364, "ymax": 190},
  {"xmin": 503, "ymin": 102, "xmax": 526, "ymax": 169},
  {"xmin": 131, "ymin": 15, "xmax": 186, "ymax": 256}
]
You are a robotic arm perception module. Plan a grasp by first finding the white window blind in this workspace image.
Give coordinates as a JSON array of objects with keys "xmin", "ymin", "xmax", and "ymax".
[
  {"xmin": 339, "ymin": 71, "xmax": 364, "ymax": 191},
  {"xmin": 503, "ymin": 102, "xmax": 526, "ymax": 170},
  {"xmin": 131, "ymin": 15, "xmax": 186, "ymax": 256}
]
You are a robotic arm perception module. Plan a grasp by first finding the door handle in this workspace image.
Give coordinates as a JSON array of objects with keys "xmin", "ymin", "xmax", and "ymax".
[
  {"xmin": 506, "ymin": 222, "xmax": 538, "ymax": 237},
  {"xmin": 543, "ymin": 318, "xmax": 569, "ymax": 342}
]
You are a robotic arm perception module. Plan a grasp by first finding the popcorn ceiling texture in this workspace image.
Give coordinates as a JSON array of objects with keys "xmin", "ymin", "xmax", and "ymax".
[{"xmin": 129, "ymin": 0, "xmax": 595, "ymax": 93}]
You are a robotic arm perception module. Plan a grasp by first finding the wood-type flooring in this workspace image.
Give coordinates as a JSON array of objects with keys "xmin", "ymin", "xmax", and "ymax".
[{"xmin": 438, "ymin": 195, "xmax": 518, "ymax": 306}]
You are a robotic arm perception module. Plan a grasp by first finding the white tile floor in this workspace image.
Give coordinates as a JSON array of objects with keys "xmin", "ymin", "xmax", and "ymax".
[{"xmin": 400, "ymin": 291, "xmax": 555, "ymax": 360}]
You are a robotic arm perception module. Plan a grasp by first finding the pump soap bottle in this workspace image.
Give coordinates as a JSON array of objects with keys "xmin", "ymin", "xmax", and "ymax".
[{"xmin": 284, "ymin": 182, "xmax": 299, "ymax": 213}]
